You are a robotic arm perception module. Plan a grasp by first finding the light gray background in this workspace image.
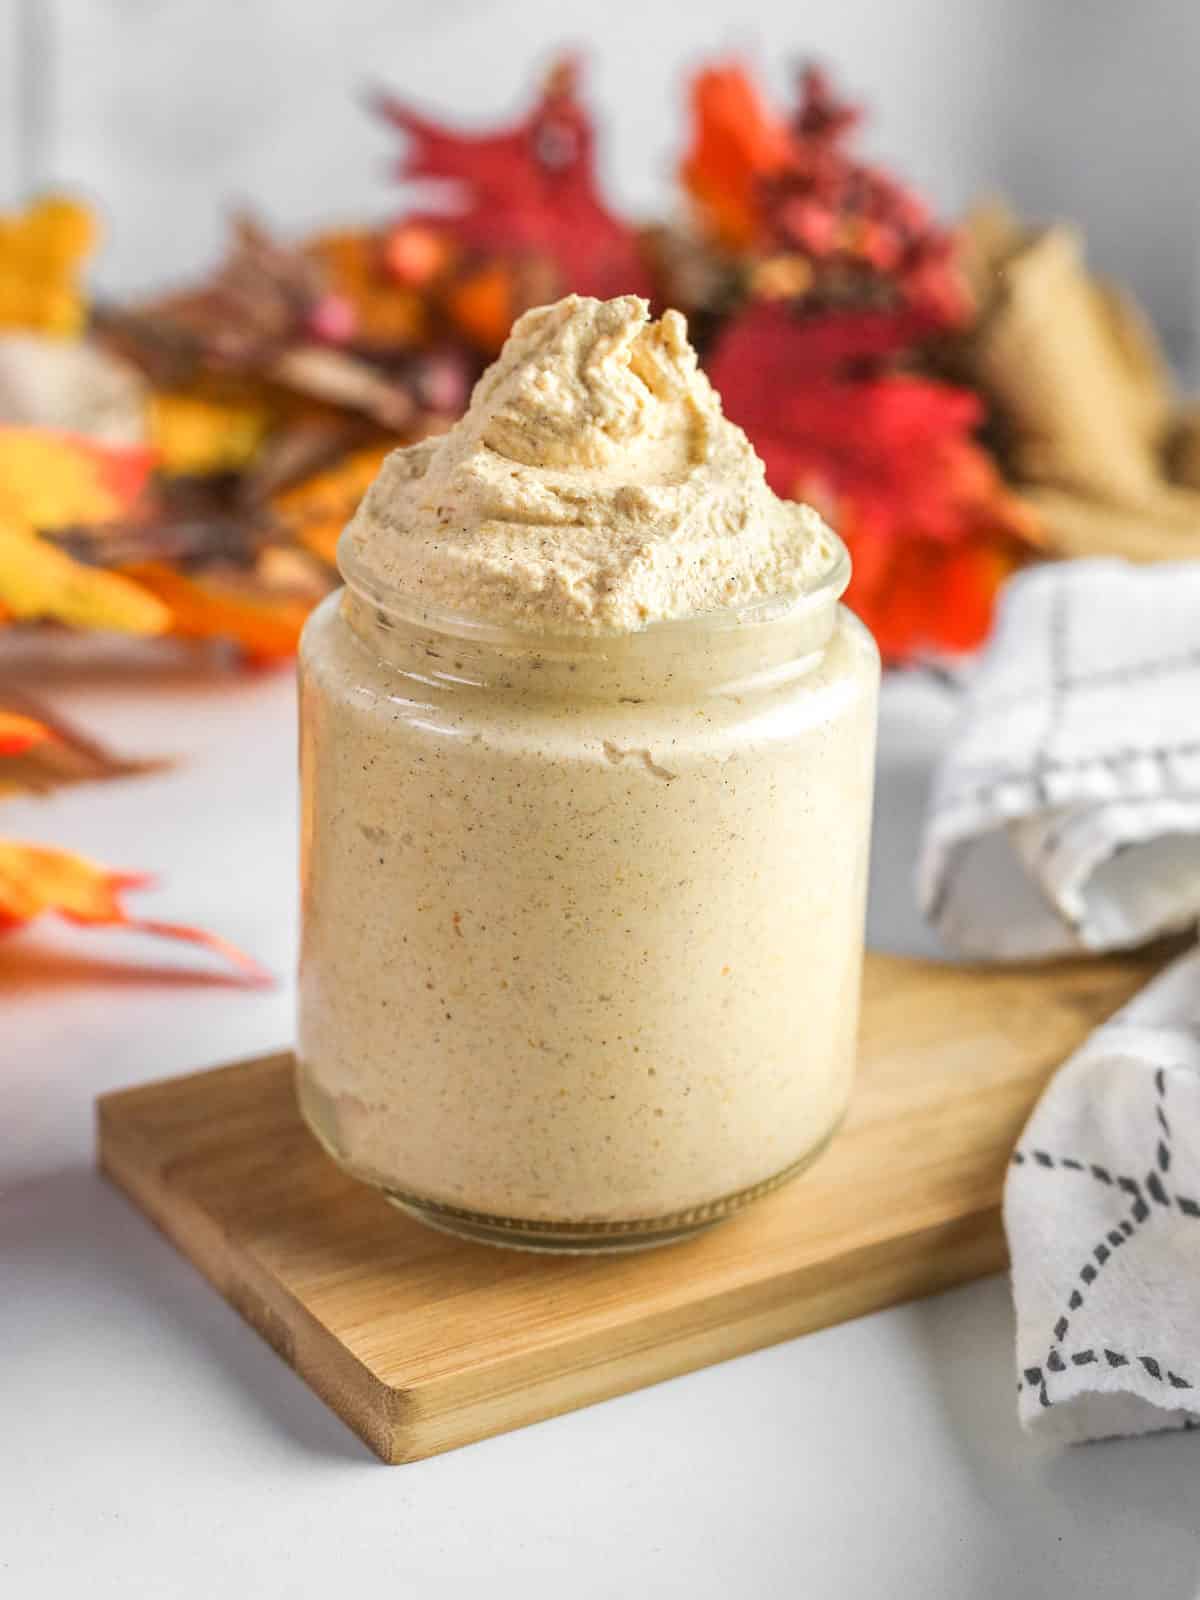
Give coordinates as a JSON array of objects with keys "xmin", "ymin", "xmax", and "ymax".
[{"xmin": 5, "ymin": 2, "xmax": 1200, "ymax": 1593}]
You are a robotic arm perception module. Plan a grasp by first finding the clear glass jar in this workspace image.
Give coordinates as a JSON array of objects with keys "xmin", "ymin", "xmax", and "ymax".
[{"xmin": 296, "ymin": 532, "xmax": 879, "ymax": 1252}]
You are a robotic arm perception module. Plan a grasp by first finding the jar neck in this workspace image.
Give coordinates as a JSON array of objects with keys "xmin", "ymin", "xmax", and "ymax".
[{"xmin": 340, "ymin": 578, "xmax": 842, "ymax": 704}]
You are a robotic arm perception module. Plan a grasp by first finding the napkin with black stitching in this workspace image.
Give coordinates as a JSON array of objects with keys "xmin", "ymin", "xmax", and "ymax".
[
  {"xmin": 1006, "ymin": 948, "xmax": 1200, "ymax": 1441},
  {"xmin": 915, "ymin": 559, "xmax": 1200, "ymax": 1440},
  {"xmin": 917, "ymin": 560, "xmax": 1200, "ymax": 959}
]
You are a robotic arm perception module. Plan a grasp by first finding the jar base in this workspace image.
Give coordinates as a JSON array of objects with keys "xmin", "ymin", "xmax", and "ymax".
[
  {"xmin": 376, "ymin": 1127, "xmax": 840, "ymax": 1255},
  {"xmin": 297, "ymin": 1064, "xmax": 844, "ymax": 1255},
  {"xmin": 383, "ymin": 1195, "xmax": 721, "ymax": 1254}
]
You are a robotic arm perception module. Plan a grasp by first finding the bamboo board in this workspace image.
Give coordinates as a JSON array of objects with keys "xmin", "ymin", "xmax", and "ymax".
[{"xmin": 97, "ymin": 950, "xmax": 1160, "ymax": 1463}]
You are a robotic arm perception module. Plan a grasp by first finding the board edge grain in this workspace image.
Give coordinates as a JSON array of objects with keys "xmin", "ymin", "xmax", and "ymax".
[{"xmin": 386, "ymin": 1201, "xmax": 1008, "ymax": 1460}]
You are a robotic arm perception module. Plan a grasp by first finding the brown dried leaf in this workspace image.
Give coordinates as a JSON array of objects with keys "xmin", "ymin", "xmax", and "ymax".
[
  {"xmin": 0, "ymin": 690, "xmax": 164, "ymax": 797},
  {"xmin": 269, "ymin": 345, "xmax": 416, "ymax": 430}
]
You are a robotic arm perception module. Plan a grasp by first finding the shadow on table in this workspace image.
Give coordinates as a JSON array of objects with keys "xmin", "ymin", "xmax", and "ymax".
[
  {"xmin": 2, "ymin": 1164, "xmax": 370, "ymax": 1464},
  {"xmin": 903, "ymin": 1276, "xmax": 1200, "ymax": 1599}
]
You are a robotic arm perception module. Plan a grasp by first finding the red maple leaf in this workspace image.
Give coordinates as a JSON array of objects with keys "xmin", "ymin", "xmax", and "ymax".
[
  {"xmin": 375, "ymin": 58, "xmax": 649, "ymax": 303},
  {"xmin": 706, "ymin": 304, "xmax": 1036, "ymax": 659}
]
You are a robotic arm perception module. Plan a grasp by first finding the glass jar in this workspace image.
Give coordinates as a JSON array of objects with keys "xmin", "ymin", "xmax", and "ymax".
[{"xmin": 296, "ymin": 531, "xmax": 879, "ymax": 1252}]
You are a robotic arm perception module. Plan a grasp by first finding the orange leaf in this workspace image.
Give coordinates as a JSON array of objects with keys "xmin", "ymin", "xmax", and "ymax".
[
  {"xmin": 0, "ymin": 839, "xmax": 269, "ymax": 982},
  {"xmin": 842, "ymin": 526, "xmax": 1025, "ymax": 661},
  {"xmin": 307, "ymin": 229, "xmax": 431, "ymax": 345},
  {"xmin": 680, "ymin": 65, "xmax": 794, "ymax": 249},
  {"xmin": 0, "ymin": 710, "xmax": 54, "ymax": 756},
  {"xmin": 271, "ymin": 443, "xmax": 393, "ymax": 565},
  {"xmin": 123, "ymin": 560, "xmax": 314, "ymax": 661},
  {"xmin": 445, "ymin": 261, "xmax": 517, "ymax": 356}
]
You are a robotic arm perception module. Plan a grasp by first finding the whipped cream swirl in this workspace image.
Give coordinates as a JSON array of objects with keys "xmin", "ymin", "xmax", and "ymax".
[{"xmin": 347, "ymin": 294, "xmax": 840, "ymax": 634}]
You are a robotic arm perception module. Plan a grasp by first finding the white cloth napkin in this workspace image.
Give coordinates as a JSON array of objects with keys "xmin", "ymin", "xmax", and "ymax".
[
  {"xmin": 915, "ymin": 559, "xmax": 1200, "ymax": 1441},
  {"xmin": 1006, "ymin": 947, "xmax": 1200, "ymax": 1442},
  {"xmin": 918, "ymin": 560, "xmax": 1200, "ymax": 959}
]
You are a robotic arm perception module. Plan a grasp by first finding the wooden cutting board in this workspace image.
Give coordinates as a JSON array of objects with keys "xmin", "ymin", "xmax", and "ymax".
[{"xmin": 97, "ymin": 949, "xmax": 1163, "ymax": 1463}]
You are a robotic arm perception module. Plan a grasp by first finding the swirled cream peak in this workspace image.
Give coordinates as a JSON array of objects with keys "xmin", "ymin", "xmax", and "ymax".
[{"xmin": 347, "ymin": 294, "xmax": 839, "ymax": 633}]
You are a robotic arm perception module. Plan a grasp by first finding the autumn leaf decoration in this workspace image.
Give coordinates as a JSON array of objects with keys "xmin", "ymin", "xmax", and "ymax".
[
  {"xmin": 0, "ymin": 369, "xmax": 271, "ymax": 975},
  {"xmin": 0, "ymin": 694, "xmax": 161, "ymax": 798},
  {"xmin": 0, "ymin": 196, "xmax": 95, "ymax": 336},
  {"xmin": 271, "ymin": 443, "xmax": 394, "ymax": 566},
  {"xmin": 685, "ymin": 64, "xmax": 1038, "ymax": 659},
  {"xmin": 707, "ymin": 305, "xmax": 1035, "ymax": 659},
  {"xmin": 680, "ymin": 64, "xmax": 795, "ymax": 252},
  {"xmin": 376, "ymin": 56, "xmax": 651, "ymax": 350},
  {"xmin": 0, "ymin": 695, "xmax": 264, "ymax": 979},
  {"xmin": 0, "ymin": 709, "xmax": 53, "ymax": 757},
  {"xmin": 0, "ymin": 428, "xmax": 169, "ymax": 634},
  {"xmin": 0, "ymin": 67, "xmax": 1044, "ymax": 666},
  {"xmin": 0, "ymin": 208, "xmax": 326, "ymax": 660},
  {"xmin": 0, "ymin": 839, "xmax": 269, "ymax": 982}
]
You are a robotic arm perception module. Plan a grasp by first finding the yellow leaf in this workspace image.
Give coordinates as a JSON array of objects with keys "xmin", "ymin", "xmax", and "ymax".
[
  {"xmin": 0, "ymin": 426, "xmax": 155, "ymax": 528},
  {"xmin": 0, "ymin": 196, "xmax": 96, "ymax": 337},
  {"xmin": 0, "ymin": 523, "xmax": 170, "ymax": 634},
  {"xmin": 149, "ymin": 390, "xmax": 269, "ymax": 475}
]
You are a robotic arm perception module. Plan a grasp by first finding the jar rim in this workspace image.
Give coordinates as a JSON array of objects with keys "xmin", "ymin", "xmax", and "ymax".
[{"xmin": 336, "ymin": 525, "xmax": 851, "ymax": 654}]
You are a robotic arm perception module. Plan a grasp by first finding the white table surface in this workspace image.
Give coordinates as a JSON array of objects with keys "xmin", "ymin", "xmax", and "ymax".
[{"xmin": 3, "ymin": 645, "xmax": 1199, "ymax": 1599}]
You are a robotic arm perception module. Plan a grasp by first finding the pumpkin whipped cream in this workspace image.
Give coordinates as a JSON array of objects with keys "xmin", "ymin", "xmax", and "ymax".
[
  {"xmin": 297, "ymin": 293, "xmax": 878, "ymax": 1247},
  {"xmin": 345, "ymin": 293, "xmax": 840, "ymax": 632}
]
